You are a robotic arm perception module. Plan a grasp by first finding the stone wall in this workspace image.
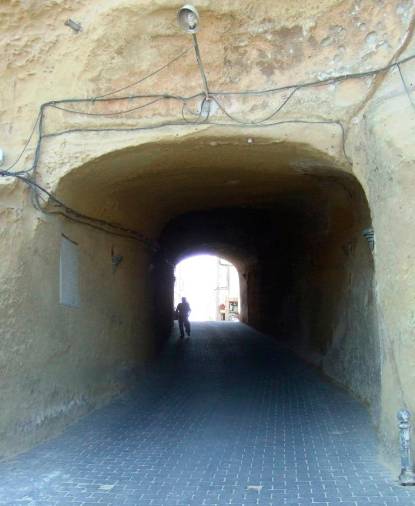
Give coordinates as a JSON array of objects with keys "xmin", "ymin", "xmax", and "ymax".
[{"xmin": 1, "ymin": 0, "xmax": 415, "ymax": 462}]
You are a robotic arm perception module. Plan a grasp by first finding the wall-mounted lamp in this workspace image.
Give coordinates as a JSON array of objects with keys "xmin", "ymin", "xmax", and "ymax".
[
  {"xmin": 112, "ymin": 254, "xmax": 123, "ymax": 273},
  {"xmin": 111, "ymin": 246, "xmax": 123, "ymax": 273},
  {"xmin": 362, "ymin": 227, "xmax": 375, "ymax": 252},
  {"xmin": 177, "ymin": 4, "xmax": 200, "ymax": 33},
  {"xmin": 177, "ymin": 5, "xmax": 210, "ymax": 102}
]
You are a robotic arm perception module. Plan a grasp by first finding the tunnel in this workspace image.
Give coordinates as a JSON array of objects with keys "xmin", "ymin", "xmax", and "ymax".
[
  {"xmin": 3, "ymin": 0, "xmax": 415, "ymax": 494},
  {"xmin": 46, "ymin": 132, "xmax": 380, "ymax": 417},
  {"xmin": 0, "ymin": 125, "xmax": 386, "ymax": 462}
]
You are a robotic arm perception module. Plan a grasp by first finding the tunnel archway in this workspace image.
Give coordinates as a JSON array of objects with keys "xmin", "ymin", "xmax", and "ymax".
[{"xmin": 29, "ymin": 132, "xmax": 380, "ymax": 444}]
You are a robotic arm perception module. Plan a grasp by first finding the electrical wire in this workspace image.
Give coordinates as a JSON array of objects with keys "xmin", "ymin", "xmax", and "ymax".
[
  {"xmin": 0, "ymin": 169, "xmax": 159, "ymax": 249},
  {"xmin": 210, "ymin": 53, "xmax": 415, "ymax": 97},
  {"xmin": 181, "ymin": 96, "xmax": 211, "ymax": 123},
  {"xmin": 5, "ymin": 51, "xmax": 415, "ymax": 176},
  {"xmin": 2, "ymin": 49, "xmax": 415, "ymax": 246},
  {"xmin": 47, "ymin": 92, "xmax": 204, "ymax": 106},
  {"xmin": 93, "ymin": 47, "xmax": 192, "ymax": 99},
  {"xmin": 48, "ymin": 97, "xmax": 165, "ymax": 117},
  {"xmin": 191, "ymin": 34, "xmax": 210, "ymax": 98},
  {"xmin": 397, "ymin": 62, "xmax": 415, "ymax": 111},
  {"xmin": 211, "ymin": 88, "xmax": 297, "ymax": 125},
  {"xmin": 2, "ymin": 110, "xmax": 42, "ymax": 174}
]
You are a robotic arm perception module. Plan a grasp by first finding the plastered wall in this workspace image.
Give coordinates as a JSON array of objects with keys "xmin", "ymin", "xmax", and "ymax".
[
  {"xmin": 352, "ymin": 89, "xmax": 415, "ymax": 458},
  {"xmin": 0, "ymin": 200, "xmax": 155, "ymax": 457}
]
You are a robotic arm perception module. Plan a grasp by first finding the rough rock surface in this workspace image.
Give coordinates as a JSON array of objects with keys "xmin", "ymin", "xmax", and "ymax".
[{"xmin": 1, "ymin": 0, "xmax": 415, "ymax": 465}]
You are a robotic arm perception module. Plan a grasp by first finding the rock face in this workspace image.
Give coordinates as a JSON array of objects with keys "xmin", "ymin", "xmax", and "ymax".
[{"xmin": 0, "ymin": 0, "xmax": 415, "ymax": 465}]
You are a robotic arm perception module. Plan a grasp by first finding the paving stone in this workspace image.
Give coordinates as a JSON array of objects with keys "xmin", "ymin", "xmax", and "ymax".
[{"xmin": 0, "ymin": 322, "xmax": 414, "ymax": 505}]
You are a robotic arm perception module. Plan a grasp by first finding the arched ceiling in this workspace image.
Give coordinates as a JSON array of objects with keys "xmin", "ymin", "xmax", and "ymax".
[{"xmin": 52, "ymin": 136, "xmax": 355, "ymax": 238}]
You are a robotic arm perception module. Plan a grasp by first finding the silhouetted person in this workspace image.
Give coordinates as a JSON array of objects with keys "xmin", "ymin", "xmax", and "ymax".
[{"xmin": 176, "ymin": 297, "xmax": 191, "ymax": 338}]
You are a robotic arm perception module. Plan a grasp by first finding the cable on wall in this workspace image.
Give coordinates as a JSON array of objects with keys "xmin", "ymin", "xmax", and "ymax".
[
  {"xmin": 0, "ymin": 169, "xmax": 159, "ymax": 248},
  {"xmin": 93, "ymin": 47, "xmax": 192, "ymax": 100},
  {"xmin": 397, "ymin": 62, "xmax": 415, "ymax": 111},
  {"xmin": 1, "ymin": 44, "xmax": 415, "ymax": 246},
  {"xmin": 4, "ymin": 51, "xmax": 415, "ymax": 178}
]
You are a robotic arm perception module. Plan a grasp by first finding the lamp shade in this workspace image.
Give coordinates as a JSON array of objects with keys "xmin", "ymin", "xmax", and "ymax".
[{"xmin": 177, "ymin": 4, "xmax": 200, "ymax": 33}]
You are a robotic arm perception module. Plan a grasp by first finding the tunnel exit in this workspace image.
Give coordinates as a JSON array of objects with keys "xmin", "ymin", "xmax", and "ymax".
[{"xmin": 174, "ymin": 255, "xmax": 240, "ymax": 322}]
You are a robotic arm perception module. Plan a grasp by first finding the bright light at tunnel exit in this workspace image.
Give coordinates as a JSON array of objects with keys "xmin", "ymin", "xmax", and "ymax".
[{"xmin": 174, "ymin": 255, "xmax": 240, "ymax": 322}]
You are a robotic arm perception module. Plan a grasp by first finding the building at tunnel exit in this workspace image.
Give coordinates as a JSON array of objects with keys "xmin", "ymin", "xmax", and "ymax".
[{"xmin": 1, "ymin": 0, "xmax": 415, "ymax": 469}]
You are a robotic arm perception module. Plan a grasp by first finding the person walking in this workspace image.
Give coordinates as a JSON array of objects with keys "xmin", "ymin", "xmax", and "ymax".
[{"xmin": 176, "ymin": 297, "xmax": 191, "ymax": 338}]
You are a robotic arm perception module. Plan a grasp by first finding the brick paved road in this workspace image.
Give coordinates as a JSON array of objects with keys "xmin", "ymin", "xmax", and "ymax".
[{"xmin": 1, "ymin": 322, "xmax": 414, "ymax": 506}]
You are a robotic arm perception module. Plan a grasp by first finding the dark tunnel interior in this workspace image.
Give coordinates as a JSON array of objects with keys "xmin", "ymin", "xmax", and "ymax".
[{"xmin": 151, "ymin": 171, "xmax": 380, "ymax": 410}]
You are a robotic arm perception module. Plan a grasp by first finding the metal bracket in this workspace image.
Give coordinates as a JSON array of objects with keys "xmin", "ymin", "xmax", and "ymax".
[
  {"xmin": 112, "ymin": 254, "xmax": 123, "ymax": 273},
  {"xmin": 64, "ymin": 19, "xmax": 82, "ymax": 33}
]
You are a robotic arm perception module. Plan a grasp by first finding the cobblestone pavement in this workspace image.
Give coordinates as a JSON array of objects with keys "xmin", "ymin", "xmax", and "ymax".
[{"xmin": 1, "ymin": 322, "xmax": 414, "ymax": 506}]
